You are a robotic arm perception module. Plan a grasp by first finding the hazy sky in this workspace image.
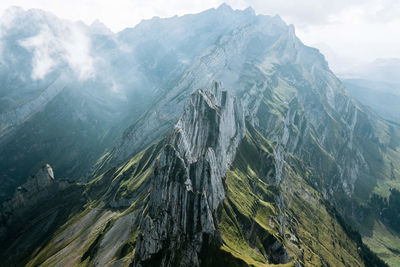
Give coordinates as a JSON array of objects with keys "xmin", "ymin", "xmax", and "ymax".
[{"xmin": 0, "ymin": 0, "xmax": 399, "ymax": 69}]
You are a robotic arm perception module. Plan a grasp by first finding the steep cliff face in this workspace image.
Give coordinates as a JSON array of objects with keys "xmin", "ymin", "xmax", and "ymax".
[{"xmin": 134, "ymin": 81, "xmax": 245, "ymax": 266}]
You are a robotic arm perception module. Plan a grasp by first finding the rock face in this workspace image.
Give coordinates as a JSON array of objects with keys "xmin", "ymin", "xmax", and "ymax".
[
  {"xmin": 5, "ymin": 164, "xmax": 55, "ymax": 208},
  {"xmin": 134, "ymin": 81, "xmax": 245, "ymax": 266},
  {"xmin": 0, "ymin": 164, "xmax": 73, "ymax": 239}
]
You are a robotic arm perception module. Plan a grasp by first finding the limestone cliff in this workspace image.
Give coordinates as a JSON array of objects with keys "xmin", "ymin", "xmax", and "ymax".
[{"xmin": 134, "ymin": 81, "xmax": 245, "ymax": 266}]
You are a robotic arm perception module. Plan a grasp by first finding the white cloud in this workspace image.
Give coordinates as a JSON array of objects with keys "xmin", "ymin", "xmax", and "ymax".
[
  {"xmin": 19, "ymin": 21, "xmax": 95, "ymax": 80},
  {"xmin": 19, "ymin": 26, "xmax": 58, "ymax": 79},
  {"xmin": 61, "ymin": 24, "xmax": 95, "ymax": 80}
]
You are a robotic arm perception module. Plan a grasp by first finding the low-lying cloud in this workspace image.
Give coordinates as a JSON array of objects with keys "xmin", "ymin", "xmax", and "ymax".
[
  {"xmin": 19, "ymin": 21, "xmax": 95, "ymax": 80},
  {"xmin": 19, "ymin": 25, "xmax": 58, "ymax": 79}
]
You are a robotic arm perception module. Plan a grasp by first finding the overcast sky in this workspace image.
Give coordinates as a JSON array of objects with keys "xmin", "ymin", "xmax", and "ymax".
[{"xmin": 0, "ymin": 0, "xmax": 399, "ymax": 71}]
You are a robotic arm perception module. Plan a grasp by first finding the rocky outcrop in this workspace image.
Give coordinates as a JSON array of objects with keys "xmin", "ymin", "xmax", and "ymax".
[
  {"xmin": 134, "ymin": 81, "xmax": 245, "ymax": 266},
  {"xmin": 3, "ymin": 164, "xmax": 54, "ymax": 209},
  {"xmin": 0, "ymin": 164, "xmax": 74, "ymax": 239}
]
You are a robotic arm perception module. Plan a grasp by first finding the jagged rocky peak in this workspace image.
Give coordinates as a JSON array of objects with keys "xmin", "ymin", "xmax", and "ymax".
[
  {"xmin": 0, "ymin": 163, "xmax": 79, "ymax": 249},
  {"xmin": 174, "ymin": 81, "xmax": 246, "ymax": 172},
  {"xmin": 0, "ymin": 164, "xmax": 55, "ymax": 239},
  {"xmin": 134, "ymin": 81, "xmax": 245, "ymax": 266},
  {"xmin": 217, "ymin": 2, "xmax": 233, "ymax": 11},
  {"xmin": 16, "ymin": 164, "xmax": 54, "ymax": 198},
  {"xmin": 2, "ymin": 164, "xmax": 55, "ymax": 210},
  {"xmin": 89, "ymin": 18, "xmax": 113, "ymax": 35},
  {"xmin": 28, "ymin": 163, "xmax": 54, "ymax": 187},
  {"xmin": 1, "ymin": 164, "xmax": 72, "ymax": 216}
]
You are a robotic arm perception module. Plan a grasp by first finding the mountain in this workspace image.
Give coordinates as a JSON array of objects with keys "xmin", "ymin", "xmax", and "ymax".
[{"xmin": 0, "ymin": 4, "xmax": 399, "ymax": 266}]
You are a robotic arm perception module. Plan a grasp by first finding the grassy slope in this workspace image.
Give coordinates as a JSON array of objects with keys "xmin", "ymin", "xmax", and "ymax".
[
  {"xmin": 7, "ymin": 126, "xmax": 374, "ymax": 267},
  {"xmin": 217, "ymin": 124, "xmax": 381, "ymax": 266},
  {"xmin": 363, "ymin": 219, "xmax": 400, "ymax": 266},
  {"xmin": 7, "ymin": 141, "xmax": 163, "ymax": 267},
  {"xmin": 252, "ymin": 67, "xmax": 400, "ymax": 266}
]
